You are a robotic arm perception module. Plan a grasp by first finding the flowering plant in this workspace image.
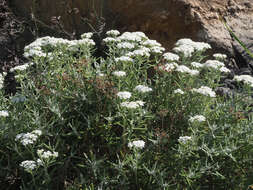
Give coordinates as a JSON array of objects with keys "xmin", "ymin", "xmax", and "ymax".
[{"xmin": 0, "ymin": 30, "xmax": 253, "ymax": 189}]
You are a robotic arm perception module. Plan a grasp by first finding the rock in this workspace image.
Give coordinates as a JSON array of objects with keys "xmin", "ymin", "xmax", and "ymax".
[
  {"xmin": 6, "ymin": 0, "xmax": 253, "ymax": 67},
  {"xmin": 238, "ymin": 67, "xmax": 252, "ymax": 75},
  {"xmin": 215, "ymin": 87, "xmax": 234, "ymax": 98}
]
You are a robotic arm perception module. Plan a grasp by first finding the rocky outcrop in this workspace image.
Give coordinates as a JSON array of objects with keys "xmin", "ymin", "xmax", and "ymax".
[
  {"xmin": 6, "ymin": 0, "xmax": 253, "ymax": 69},
  {"xmin": 107, "ymin": 0, "xmax": 253, "ymax": 62}
]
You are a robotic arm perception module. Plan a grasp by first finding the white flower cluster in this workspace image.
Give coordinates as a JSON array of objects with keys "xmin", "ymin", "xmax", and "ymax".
[
  {"xmin": 106, "ymin": 30, "xmax": 120, "ymax": 37},
  {"xmin": 213, "ymin": 53, "xmax": 227, "ymax": 60},
  {"xmin": 192, "ymin": 86, "xmax": 216, "ymax": 98},
  {"xmin": 81, "ymin": 32, "xmax": 93, "ymax": 39},
  {"xmin": 15, "ymin": 130, "xmax": 42, "ymax": 146},
  {"xmin": 37, "ymin": 149, "xmax": 58, "ymax": 159},
  {"xmin": 190, "ymin": 62, "xmax": 203, "ymax": 68},
  {"xmin": 112, "ymin": 71, "xmax": 126, "ymax": 77},
  {"xmin": 203, "ymin": 60, "xmax": 225, "ymax": 69},
  {"xmin": 24, "ymin": 36, "xmax": 95, "ymax": 58},
  {"xmin": 104, "ymin": 30, "xmax": 166, "ymax": 58},
  {"xmin": 176, "ymin": 65, "xmax": 199, "ymax": 76},
  {"xmin": 160, "ymin": 62, "xmax": 179, "ymax": 72},
  {"xmin": 121, "ymin": 101, "xmax": 145, "ymax": 109},
  {"xmin": 103, "ymin": 37, "xmax": 119, "ymax": 43},
  {"xmin": 219, "ymin": 67, "xmax": 230, "ymax": 73},
  {"xmin": 128, "ymin": 140, "xmax": 145, "ymax": 149},
  {"xmin": 178, "ymin": 136, "xmax": 192, "ymax": 144},
  {"xmin": 115, "ymin": 56, "xmax": 133, "ymax": 63},
  {"xmin": 20, "ymin": 160, "xmax": 38, "ymax": 171},
  {"xmin": 163, "ymin": 52, "xmax": 180, "ymax": 61},
  {"xmin": 142, "ymin": 39, "xmax": 161, "ymax": 47},
  {"xmin": 0, "ymin": 73, "xmax": 5, "ymax": 89},
  {"xmin": 126, "ymin": 48, "xmax": 150, "ymax": 57},
  {"xmin": 141, "ymin": 40, "xmax": 165, "ymax": 54},
  {"xmin": 134, "ymin": 85, "xmax": 152, "ymax": 93},
  {"xmin": 10, "ymin": 62, "xmax": 34, "ymax": 73},
  {"xmin": 174, "ymin": 89, "xmax": 184, "ymax": 95},
  {"xmin": 149, "ymin": 46, "xmax": 165, "ymax": 54},
  {"xmin": 117, "ymin": 31, "xmax": 148, "ymax": 42},
  {"xmin": 20, "ymin": 148, "xmax": 58, "ymax": 172},
  {"xmin": 117, "ymin": 91, "xmax": 132, "ymax": 99},
  {"xmin": 104, "ymin": 31, "xmax": 148, "ymax": 45},
  {"xmin": 117, "ymin": 42, "xmax": 135, "ymax": 50},
  {"xmin": 173, "ymin": 44, "xmax": 194, "ymax": 57},
  {"xmin": 189, "ymin": 115, "xmax": 206, "ymax": 123},
  {"xmin": 234, "ymin": 75, "xmax": 253, "ymax": 87},
  {"xmin": 0, "ymin": 110, "xmax": 9, "ymax": 117},
  {"xmin": 173, "ymin": 38, "xmax": 211, "ymax": 57},
  {"xmin": 191, "ymin": 60, "xmax": 229, "ymax": 73}
]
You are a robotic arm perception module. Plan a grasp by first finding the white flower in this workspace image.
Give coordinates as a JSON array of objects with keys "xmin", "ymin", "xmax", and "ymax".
[
  {"xmin": 203, "ymin": 60, "xmax": 225, "ymax": 69},
  {"xmin": 37, "ymin": 149, "xmax": 58, "ymax": 159},
  {"xmin": 213, "ymin": 53, "xmax": 227, "ymax": 60},
  {"xmin": 131, "ymin": 48, "xmax": 150, "ymax": 57},
  {"xmin": 0, "ymin": 73, "xmax": 4, "ymax": 89},
  {"xmin": 189, "ymin": 115, "xmax": 206, "ymax": 123},
  {"xmin": 20, "ymin": 160, "xmax": 37, "ymax": 171},
  {"xmin": 15, "ymin": 130, "xmax": 41, "ymax": 146},
  {"xmin": 175, "ymin": 38, "xmax": 194, "ymax": 46},
  {"xmin": 10, "ymin": 63, "xmax": 34, "ymax": 72},
  {"xmin": 24, "ymin": 36, "xmax": 95, "ymax": 58},
  {"xmin": 178, "ymin": 136, "xmax": 192, "ymax": 144},
  {"xmin": 115, "ymin": 56, "xmax": 133, "ymax": 63},
  {"xmin": 160, "ymin": 62, "xmax": 179, "ymax": 72},
  {"xmin": 134, "ymin": 85, "xmax": 152, "ymax": 93},
  {"xmin": 193, "ymin": 42, "xmax": 211, "ymax": 51},
  {"xmin": 120, "ymin": 101, "xmax": 145, "ymax": 109},
  {"xmin": 117, "ymin": 91, "xmax": 132, "ymax": 99},
  {"xmin": 219, "ymin": 67, "xmax": 230, "ymax": 73},
  {"xmin": 174, "ymin": 89, "xmax": 184, "ymax": 95},
  {"xmin": 163, "ymin": 52, "xmax": 180, "ymax": 61},
  {"xmin": 125, "ymin": 52, "xmax": 135, "ymax": 57},
  {"xmin": 176, "ymin": 65, "xmax": 199, "ymax": 76},
  {"xmin": 0, "ymin": 110, "xmax": 9, "ymax": 117},
  {"xmin": 103, "ymin": 37, "xmax": 119, "ymax": 43},
  {"xmin": 117, "ymin": 42, "xmax": 135, "ymax": 49},
  {"xmin": 81, "ymin": 32, "xmax": 93, "ymax": 39},
  {"xmin": 112, "ymin": 71, "xmax": 126, "ymax": 77},
  {"xmin": 75, "ymin": 38, "xmax": 95, "ymax": 47},
  {"xmin": 191, "ymin": 62, "xmax": 203, "ymax": 68},
  {"xmin": 117, "ymin": 32, "xmax": 147, "ymax": 42},
  {"xmin": 128, "ymin": 140, "xmax": 145, "ymax": 149},
  {"xmin": 150, "ymin": 46, "xmax": 165, "ymax": 54},
  {"xmin": 175, "ymin": 38, "xmax": 211, "ymax": 52},
  {"xmin": 173, "ymin": 44, "xmax": 194, "ymax": 57},
  {"xmin": 37, "ymin": 159, "xmax": 43, "ymax": 166},
  {"xmin": 234, "ymin": 75, "xmax": 253, "ymax": 87},
  {"xmin": 188, "ymin": 69, "xmax": 199, "ymax": 76},
  {"xmin": 192, "ymin": 86, "xmax": 216, "ymax": 98},
  {"xmin": 106, "ymin": 30, "xmax": 120, "ymax": 36},
  {"xmin": 142, "ymin": 39, "xmax": 162, "ymax": 47},
  {"xmin": 32, "ymin": 130, "xmax": 42, "ymax": 136}
]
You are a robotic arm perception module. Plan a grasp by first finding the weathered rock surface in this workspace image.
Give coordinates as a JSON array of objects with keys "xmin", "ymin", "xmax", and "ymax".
[{"xmin": 5, "ymin": 0, "xmax": 253, "ymax": 68}]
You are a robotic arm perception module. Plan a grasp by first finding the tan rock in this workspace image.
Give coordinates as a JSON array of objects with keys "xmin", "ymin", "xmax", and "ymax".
[{"xmin": 10, "ymin": 0, "xmax": 253, "ymax": 59}]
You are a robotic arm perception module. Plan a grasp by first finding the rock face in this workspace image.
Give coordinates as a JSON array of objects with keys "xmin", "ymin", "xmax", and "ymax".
[{"xmin": 6, "ymin": 0, "xmax": 253, "ymax": 67}]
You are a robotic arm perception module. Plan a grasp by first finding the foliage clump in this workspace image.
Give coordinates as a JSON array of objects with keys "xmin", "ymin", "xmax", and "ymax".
[{"xmin": 1, "ymin": 30, "xmax": 253, "ymax": 189}]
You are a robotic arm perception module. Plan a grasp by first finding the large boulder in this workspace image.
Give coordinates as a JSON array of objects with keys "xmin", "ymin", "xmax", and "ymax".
[{"xmin": 6, "ymin": 0, "xmax": 253, "ymax": 67}]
